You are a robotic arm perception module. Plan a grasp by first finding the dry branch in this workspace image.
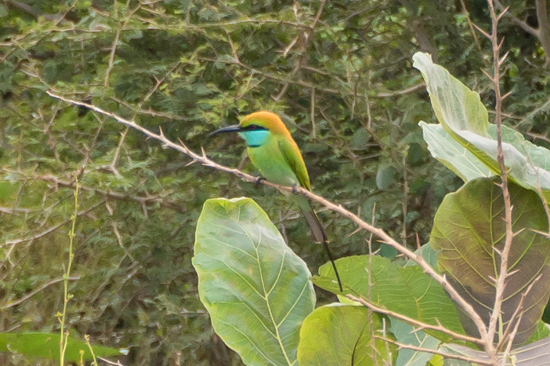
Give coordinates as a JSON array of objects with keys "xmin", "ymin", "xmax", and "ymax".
[
  {"xmin": 481, "ymin": 3, "xmax": 515, "ymax": 359},
  {"xmin": 1, "ymin": 276, "xmax": 80, "ymax": 310},
  {"xmin": 347, "ymin": 294, "xmax": 484, "ymax": 345},
  {"xmin": 376, "ymin": 336, "xmax": 493, "ymax": 365}
]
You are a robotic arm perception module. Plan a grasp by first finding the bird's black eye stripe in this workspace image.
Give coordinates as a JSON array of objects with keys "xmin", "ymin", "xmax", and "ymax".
[{"xmin": 243, "ymin": 124, "xmax": 267, "ymax": 131}]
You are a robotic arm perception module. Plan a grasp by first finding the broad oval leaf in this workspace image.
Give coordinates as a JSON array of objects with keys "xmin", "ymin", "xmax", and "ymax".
[
  {"xmin": 193, "ymin": 197, "xmax": 316, "ymax": 366},
  {"xmin": 0, "ymin": 332, "xmax": 123, "ymax": 362},
  {"xmin": 313, "ymin": 255, "xmax": 465, "ymax": 342},
  {"xmin": 431, "ymin": 178, "xmax": 550, "ymax": 344},
  {"xmin": 412, "ymin": 53, "xmax": 489, "ymax": 136},
  {"xmin": 414, "ymin": 52, "xmax": 550, "ymax": 199},
  {"xmin": 420, "ymin": 122, "xmax": 493, "ymax": 182},
  {"xmin": 298, "ymin": 304, "xmax": 396, "ymax": 366}
]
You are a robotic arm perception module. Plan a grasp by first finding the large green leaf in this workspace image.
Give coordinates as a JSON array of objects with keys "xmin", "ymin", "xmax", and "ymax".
[
  {"xmin": 431, "ymin": 178, "xmax": 550, "ymax": 344},
  {"xmin": 313, "ymin": 255, "xmax": 465, "ymax": 341},
  {"xmin": 0, "ymin": 332, "xmax": 123, "ymax": 362},
  {"xmin": 414, "ymin": 52, "xmax": 550, "ymax": 200},
  {"xmin": 412, "ymin": 53, "xmax": 489, "ymax": 136},
  {"xmin": 420, "ymin": 122, "xmax": 493, "ymax": 182},
  {"xmin": 298, "ymin": 304, "xmax": 395, "ymax": 365},
  {"xmin": 192, "ymin": 198, "xmax": 316, "ymax": 366}
]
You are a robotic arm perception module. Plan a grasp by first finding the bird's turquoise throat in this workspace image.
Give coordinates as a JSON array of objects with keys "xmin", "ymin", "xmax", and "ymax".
[{"xmin": 239, "ymin": 130, "xmax": 270, "ymax": 148}]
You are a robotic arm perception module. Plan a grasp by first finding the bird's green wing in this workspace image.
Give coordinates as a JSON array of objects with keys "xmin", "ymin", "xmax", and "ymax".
[{"xmin": 278, "ymin": 138, "xmax": 311, "ymax": 190}]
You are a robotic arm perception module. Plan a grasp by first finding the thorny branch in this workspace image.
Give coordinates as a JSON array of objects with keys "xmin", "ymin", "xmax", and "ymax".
[
  {"xmin": 480, "ymin": 2, "xmax": 515, "ymax": 362},
  {"xmin": 494, "ymin": 0, "xmax": 550, "ymax": 67},
  {"xmin": 376, "ymin": 337, "xmax": 493, "ymax": 365},
  {"xmin": 346, "ymin": 294, "xmax": 483, "ymax": 345},
  {"xmin": 46, "ymin": 90, "xmax": 491, "ymax": 348}
]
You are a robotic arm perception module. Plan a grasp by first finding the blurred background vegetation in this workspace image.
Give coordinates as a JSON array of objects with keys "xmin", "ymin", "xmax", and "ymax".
[{"xmin": 0, "ymin": 0, "xmax": 549, "ymax": 364}]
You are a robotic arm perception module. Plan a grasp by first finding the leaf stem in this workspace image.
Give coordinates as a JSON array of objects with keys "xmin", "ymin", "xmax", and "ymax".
[{"xmin": 58, "ymin": 173, "xmax": 79, "ymax": 366}]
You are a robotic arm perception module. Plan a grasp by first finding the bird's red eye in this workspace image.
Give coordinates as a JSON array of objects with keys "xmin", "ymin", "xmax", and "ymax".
[{"xmin": 249, "ymin": 125, "xmax": 258, "ymax": 130}]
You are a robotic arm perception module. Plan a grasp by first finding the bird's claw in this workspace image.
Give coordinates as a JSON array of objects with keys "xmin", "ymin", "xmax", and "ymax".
[
  {"xmin": 292, "ymin": 184, "xmax": 298, "ymax": 194},
  {"xmin": 255, "ymin": 176, "xmax": 266, "ymax": 188}
]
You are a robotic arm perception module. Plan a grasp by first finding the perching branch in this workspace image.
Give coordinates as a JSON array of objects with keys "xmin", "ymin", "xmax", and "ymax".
[{"xmin": 46, "ymin": 90, "xmax": 491, "ymax": 347}]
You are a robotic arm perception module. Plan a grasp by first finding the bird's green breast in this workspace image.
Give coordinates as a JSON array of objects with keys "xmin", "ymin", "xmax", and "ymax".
[{"xmin": 247, "ymin": 137, "xmax": 300, "ymax": 187}]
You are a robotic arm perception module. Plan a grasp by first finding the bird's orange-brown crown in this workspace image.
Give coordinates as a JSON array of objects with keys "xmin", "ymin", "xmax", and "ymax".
[{"xmin": 240, "ymin": 111, "xmax": 291, "ymax": 136}]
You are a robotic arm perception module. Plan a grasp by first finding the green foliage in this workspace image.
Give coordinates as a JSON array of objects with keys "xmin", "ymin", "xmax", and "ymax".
[
  {"xmin": 191, "ymin": 44, "xmax": 550, "ymax": 365},
  {"xmin": 415, "ymin": 53, "xmax": 550, "ymax": 200},
  {"xmin": 314, "ymin": 255, "xmax": 465, "ymax": 342},
  {"xmin": 193, "ymin": 198, "xmax": 315, "ymax": 366},
  {"xmin": 1, "ymin": 0, "xmax": 550, "ymax": 364},
  {"xmin": 0, "ymin": 332, "xmax": 122, "ymax": 362},
  {"xmin": 298, "ymin": 305, "xmax": 396, "ymax": 365}
]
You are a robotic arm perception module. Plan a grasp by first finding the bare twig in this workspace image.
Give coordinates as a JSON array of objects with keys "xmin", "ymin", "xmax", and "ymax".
[
  {"xmin": 36, "ymin": 174, "xmax": 187, "ymax": 214},
  {"xmin": 0, "ymin": 206, "xmax": 33, "ymax": 215},
  {"xmin": 347, "ymin": 294, "xmax": 484, "ymax": 345},
  {"xmin": 459, "ymin": 0, "xmax": 483, "ymax": 53},
  {"xmin": 494, "ymin": 0, "xmax": 550, "ymax": 67},
  {"xmin": 496, "ymin": 273, "xmax": 542, "ymax": 353},
  {"xmin": 2, "ymin": 276, "xmax": 80, "ymax": 310},
  {"xmin": 107, "ymin": 126, "xmax": 127, "ymax": 177},
  {"xmin": 2, "ymin": 199, "xmax": 106, "ymax": 248},
  {"xmin": 376, "ymin": 336, "xmax": 493, "ymax": 365},
  {"xmin": 104, "ymin": 29, "xmax": 121, "ymax": 87},
  {"xmin": 202, "ymin": 54, "xmax": 425, "ymax": 99},
  {"xmin": 97, "ymin": 356, "xmax": 126, "ymax": 366},
  {"xmin": 111, "ymin": 97, "xmax": 187, "ymax": 120}
]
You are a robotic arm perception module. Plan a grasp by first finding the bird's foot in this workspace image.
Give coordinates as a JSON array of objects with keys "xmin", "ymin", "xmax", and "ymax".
[
  {"xmin": 292, "ymin": 184, "xmax": 298, "ymax": 194},
  {"xmin": 254, "ymin": 176, "xmax": 266, "ymax": 188}
]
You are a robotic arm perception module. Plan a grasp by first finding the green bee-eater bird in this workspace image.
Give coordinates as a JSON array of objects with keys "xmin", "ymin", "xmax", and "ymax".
[{"xmin": 210, "ymin": 111, "xmax": 343, "ymax": 291}]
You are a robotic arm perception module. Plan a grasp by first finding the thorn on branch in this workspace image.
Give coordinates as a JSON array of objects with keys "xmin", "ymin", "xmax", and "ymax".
[
  {"xmin": 506, "ymin": 269, "xmax": 519, "ymax": 277},
  {"xmin": 530, "ymin": 228, "xmax": 550, "ymax": 238},
  {"xmin": 498, "ymin": 37, "xmax": 505, "ymax": 50},
  {"xmin": 499, "ymin": 51, "xmax": 509, "ymax": 66},
  {"xmin": 497, "ymin": 6, "xmax": 510, "ymax": 21},
  {"xmin": 185, "ymin": 159, "xmax": 197, "ymax": 167},
  {"xmin": 481, "ymin": 69, "xmax": 494, "ymax": 82},
  {"xmin": 347, "ymin": 227, "xmax": 363, "ymax": 238},
  {"xmin": 502, "ymin": 90, "xmax": 513, "ymax": 100},
  {"xmin": 472, "ymin": 22, "xmax": 491, "ymax": 39},
  {"xmin": 512, "ymin": 227, "xmax": 525, "ymax": 237}
]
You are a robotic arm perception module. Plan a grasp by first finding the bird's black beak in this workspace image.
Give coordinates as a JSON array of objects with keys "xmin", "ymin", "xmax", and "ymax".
[{"xmin": 208, "ymin": 125, "xmax": 242, "ymax": 137}]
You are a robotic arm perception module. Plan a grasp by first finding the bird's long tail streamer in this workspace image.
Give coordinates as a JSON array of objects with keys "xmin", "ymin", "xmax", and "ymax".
[{"xmin": 301, "ymin": 208, "xmax": 343, "ymax": 292}]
